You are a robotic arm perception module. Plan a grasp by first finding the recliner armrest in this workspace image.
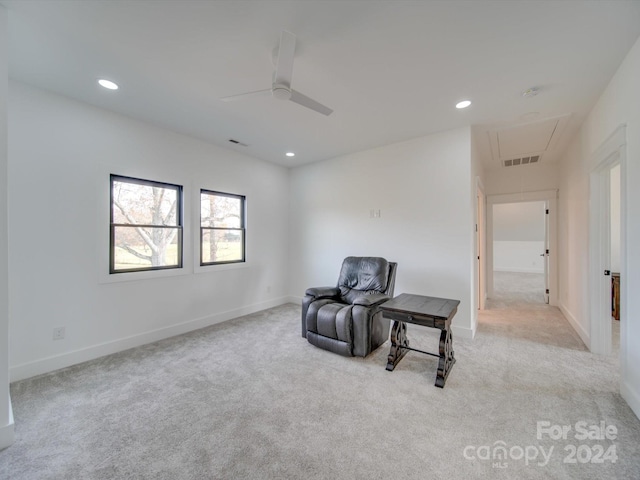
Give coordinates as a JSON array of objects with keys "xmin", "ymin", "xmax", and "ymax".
[
  {"xmin": 305, "ymin": 286, "xmax": 340, "ymax": 299},
  {"xmin": 352, "ymin": 293, "xmax": 391, "ymax": 307}
]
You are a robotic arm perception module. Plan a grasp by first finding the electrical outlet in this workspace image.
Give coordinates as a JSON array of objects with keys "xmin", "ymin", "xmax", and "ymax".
[{"xmin": 52, "ymin": 326, "xmax": 65, "ymax": 341}]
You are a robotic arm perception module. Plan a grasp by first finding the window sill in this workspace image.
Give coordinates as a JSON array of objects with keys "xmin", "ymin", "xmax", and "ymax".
[
  {"xmin": 99, "ymin": 266, "xmax": 191, "ymax": 284},
  {"xmin": 194, "ymin": 261, "xmax": 249, "ymax": 275}
]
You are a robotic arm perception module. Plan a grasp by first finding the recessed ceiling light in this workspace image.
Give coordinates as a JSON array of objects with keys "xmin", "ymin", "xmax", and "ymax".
[
  {"xmin": 98, "ymin": 79, "xmax": 119, "ymax": 90},
  {"xmin": 285, "ymin": 152, "xmax": 295, "ymax": 157},
  {"xmin": 456, "ymin": 100, "xmax": 471, "ymax": 109}
]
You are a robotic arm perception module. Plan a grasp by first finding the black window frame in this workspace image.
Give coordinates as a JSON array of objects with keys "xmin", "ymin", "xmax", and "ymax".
[
  {"xmin": 200, "ymin": 189, "xmax": 246, "ymax": 266},
  {"xmin": 110, "ymin": 174, "xmax": 184, "ymax": 274}
]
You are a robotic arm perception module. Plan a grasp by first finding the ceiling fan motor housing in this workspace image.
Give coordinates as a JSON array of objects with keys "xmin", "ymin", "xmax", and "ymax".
[{"xmin": 272, "ymin": 84, "xmax": 292, "ymax": 100}]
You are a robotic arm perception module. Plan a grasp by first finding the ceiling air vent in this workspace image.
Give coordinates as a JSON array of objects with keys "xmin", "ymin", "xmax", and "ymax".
[
  {"xmin": 503, "ymin": 155, "xmax": 540, "ymax": 167},
  {"xmin": 228, "ymin": 139, "xmax": 249, "ymax": 147}
]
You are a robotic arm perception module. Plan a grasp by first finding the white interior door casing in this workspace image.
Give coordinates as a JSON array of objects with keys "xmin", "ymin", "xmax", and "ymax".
[
  {"xmin": 588, "ymin": 125, "xmax": 626, "ymax": 359},
  {"xmin": 544, "ymin": 201, "xmax": 550, "ymax": 304}
]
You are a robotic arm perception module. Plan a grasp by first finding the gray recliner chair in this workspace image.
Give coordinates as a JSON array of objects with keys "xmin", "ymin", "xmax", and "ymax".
[{"xmin": 301, "ymin": 257, "xmax": 397, "ymax": 357}]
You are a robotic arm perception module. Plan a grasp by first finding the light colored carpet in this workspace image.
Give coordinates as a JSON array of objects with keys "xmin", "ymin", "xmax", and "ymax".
[
  {"xmin": 2, "ymin": 295, "xmax": 639, "ymax": 479},
  {"xmin": 490, "ymin": 271, "xmax": 620, "ymax": 355},
  {"xmin": 491, "ymin": 271, "xmax": 547, "ymax": 307}
]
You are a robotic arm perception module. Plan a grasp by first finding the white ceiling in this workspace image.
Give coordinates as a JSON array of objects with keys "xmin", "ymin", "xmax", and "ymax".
[{"xmin": 2, "ymin": 0, "xmax": 640, "ymax": 168}]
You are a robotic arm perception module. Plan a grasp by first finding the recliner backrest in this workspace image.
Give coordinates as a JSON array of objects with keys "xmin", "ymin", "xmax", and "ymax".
[{"xmin": 337, "ymin": 257, "xmax": 390, "ymax": 304}]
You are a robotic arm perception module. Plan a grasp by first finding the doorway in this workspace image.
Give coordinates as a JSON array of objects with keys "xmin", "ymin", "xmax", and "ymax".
[
  {"xmin": 589, "ymin": 125, "xmax": 626, "ymax": 357},
  {"xmin": 491, "ymin": 201, "xmax": 547, "ymax": 305},
  {"xmin": 486, "ymin": 190, "xmax": 558, "ymax": 307},
  {"xmin": 610, "ymin": 164, "xmax": 621, "ymax": 353}
]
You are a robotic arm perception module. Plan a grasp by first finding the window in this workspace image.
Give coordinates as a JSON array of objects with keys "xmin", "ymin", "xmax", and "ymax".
[
  {"xmin": 110, "ymin": 175, "xmax": 183, "ymax": 273},
  {"xmin": 200, "ymin": 189, "xmax": 245, "ymax": 265}
]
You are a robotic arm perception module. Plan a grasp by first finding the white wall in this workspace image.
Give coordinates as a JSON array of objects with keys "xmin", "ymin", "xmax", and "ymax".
[
  {"xmin": 8, "ymin": 82, "xmax": 290, "ymax": 380},
  {"xmin": 611, "ymin": 164, "xmax": 621, "ymax": 272},
  {"xmin": 484, "ymin": 162, "xmax": 560, "ymax": 196},
  {"xmin": 493, "ymin": 202, "xmax": 545, "ymax": 273},
  {"xmin": 0, "ymin": 5, "xmax": 15, "ymax": 450},
  {"xmin": 493, "ymin": 202, "xmax": 545, "ymax": 241},
  {"xmin": 289, "ymin": 128, "xmax": 476, "ymax": 339},
  {"xmin": 559, "ymin": 35, "xmax": 640, "ymax": 419},
  {"xmin": 493, "ymin": 241, "xmax": 544, "ymax": 273}
]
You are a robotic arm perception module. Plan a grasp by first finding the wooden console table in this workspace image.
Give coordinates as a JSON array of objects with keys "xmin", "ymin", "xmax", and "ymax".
[{"xmin": 380, "ymin": 293, "xmax": 460, "ymax": 388}]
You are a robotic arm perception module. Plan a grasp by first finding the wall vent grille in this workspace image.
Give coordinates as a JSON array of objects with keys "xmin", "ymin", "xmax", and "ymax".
[{"xmin": 503, "ymin": 155, "xmax": 540, "ymax": 167}]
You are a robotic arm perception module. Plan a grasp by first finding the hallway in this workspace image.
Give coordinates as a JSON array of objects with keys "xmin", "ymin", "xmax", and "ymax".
[
  {"xmin": 485, "ymin": 271, "xmax": 620, "ymax": 354},
  {"xmin": 481, "ymin": 271, "xmax": 585, "ymax": 349},
  {"xmin": 459, "ymin": 270, "xmax": 640, "ymax": 477}
]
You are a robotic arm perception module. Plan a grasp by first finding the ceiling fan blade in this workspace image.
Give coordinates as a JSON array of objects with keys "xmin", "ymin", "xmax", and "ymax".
[
  {"xmin": 290, "ymin": 89, "xmax": 333, "ymax": 116},
  {"xmin": 274, "ymin": 31, "xmax": 296, "ymax": 87},
  {"xmin": 220, "ymin": 89, "xmax": 271, "ymax": 102}
]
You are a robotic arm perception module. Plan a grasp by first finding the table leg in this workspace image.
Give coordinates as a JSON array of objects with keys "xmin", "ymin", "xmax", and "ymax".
[
  {"xmin": 435, "ymin": 328, "xmax": 455, "ymax": 388},
  {"xmin": 386, "ymin": 320, "xmax": 409, "ymax": 371}
]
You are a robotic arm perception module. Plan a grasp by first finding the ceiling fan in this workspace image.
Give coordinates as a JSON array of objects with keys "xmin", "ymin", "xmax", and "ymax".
[{"xmin": 220, "ymin": 31, "xmax": 333, "ymax": 116}]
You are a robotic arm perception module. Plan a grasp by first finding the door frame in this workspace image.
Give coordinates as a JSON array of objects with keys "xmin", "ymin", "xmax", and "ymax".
[
  {"xmin": 589, "ymin": 125, "xmax": 626, "ymax": 357},
  {"xmin": 486, "ymin": 189, "xmax": 558, "ymax": 306},
  {"xmin": 476, "ymin": 178, "xmax": 487, "ymax": 311},
  {"xmin": 543, "ymin": 199, "xmax": 550, "ymax": 304}
]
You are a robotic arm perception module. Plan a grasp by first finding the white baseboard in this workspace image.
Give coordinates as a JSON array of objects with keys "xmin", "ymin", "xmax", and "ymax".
[
  {"xmin": 452, "ymin": 324, "xmax": 476, "ymax": 340},
  {"xmin": 494, "ymin": 267, "xmax": 544, "ymax": 274},
  {"xmin": 0, "ymin": 395, "xmax": 14, "ymax": 449},
  {"xmin": 286, "ymin": 295, "xmax": 303, "ymax": 305},
  {"xmin": 9, "ymin": 296, "xmax": 291, "ymax": 382},
  {"xmin": 621, "ymin": 380, "xmax": 640, "ymax": 421},
  {"xmin": 559, "ymin": 303, "xmax": 590, "ymax": 348}
]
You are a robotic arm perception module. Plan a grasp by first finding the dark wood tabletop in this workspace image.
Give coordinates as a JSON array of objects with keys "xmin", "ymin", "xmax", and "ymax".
[{"xmin": 380, "ymin": 293, "xmax": 460, "ymax": 323}]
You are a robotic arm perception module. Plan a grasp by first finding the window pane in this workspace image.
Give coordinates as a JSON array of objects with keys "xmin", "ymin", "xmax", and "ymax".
[
  {"xmin": 201, "ymin": 193, "xmax": 241, "ymax": 228},
  {"xmin": 112, "ymin": 180, "xmax": 178, "ymax": 226},
  {"xmin": 202, "ymin": 229, "xmax": 244, "ymax": 264},
  {"xmin": 199, "ymin": 189, "xmax": 245, "ymax": 266},
  {"xmin": 113, "ymin": 226, "xmax": 180, "ymax": 271}
]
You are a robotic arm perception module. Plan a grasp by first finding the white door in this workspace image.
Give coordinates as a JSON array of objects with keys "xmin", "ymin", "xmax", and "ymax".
[{"xmin": 476, "ymin": 187, "xmax": 485, "ymax": 310}]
